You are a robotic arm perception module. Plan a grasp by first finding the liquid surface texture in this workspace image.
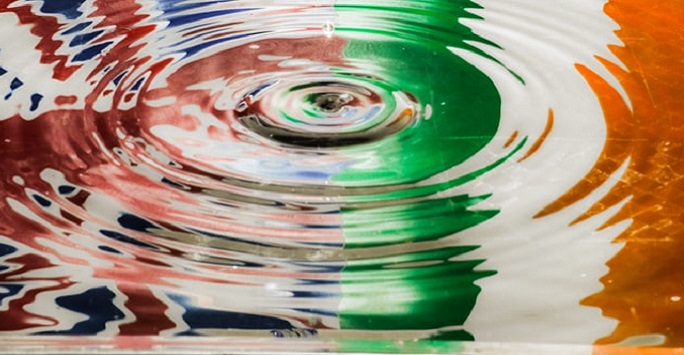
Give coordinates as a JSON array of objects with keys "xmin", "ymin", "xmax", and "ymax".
[{"xmin": 0, "ymin": 0, "xmax": 683, "ymax": 352}]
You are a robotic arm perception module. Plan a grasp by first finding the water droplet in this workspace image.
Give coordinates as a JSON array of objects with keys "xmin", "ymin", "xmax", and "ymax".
[
  {"xmin": 425, "ymin": 104, "xmax": 433, "ymax": 120},
  {"xmin": 313, "ymin": 92, "xmax": 352, "ymax": 113},
  {"xmin": 323, "ymin": 20, "xmax": 335, "ymax": 37}
]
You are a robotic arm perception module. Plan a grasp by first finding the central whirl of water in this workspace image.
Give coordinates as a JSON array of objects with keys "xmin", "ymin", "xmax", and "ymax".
[
  {"xmin": 311, "ymin": 92, "xmax": 353, "ymax": 113},
  {"xmin": 233, "ymin": 72, "xmax": 421, "ymax": 148}
]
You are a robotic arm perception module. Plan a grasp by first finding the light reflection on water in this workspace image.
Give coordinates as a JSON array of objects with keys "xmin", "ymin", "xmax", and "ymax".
[{"xmin": 0, "ymin": 0, "xmax": 682, "ymax": 351}]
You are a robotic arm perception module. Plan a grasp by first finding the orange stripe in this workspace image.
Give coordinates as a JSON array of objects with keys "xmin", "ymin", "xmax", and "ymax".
[
  {"xmin": 536, "ymin": 0, "xmax": 684, "ymax": 347},
  {"xmin": 594, "ymin": 346, "xmax": 684, "ymax": 355},
  {"xmin": 517, "ymin": 109, "xmax": 554, "ymax": 162},
  {"xmin": 503, "ymin": 130, "xmax": 519, "ymax": 149},
  {"xmin": 534, "ymin": 64, "xmax": 632, "ymax": 221}
]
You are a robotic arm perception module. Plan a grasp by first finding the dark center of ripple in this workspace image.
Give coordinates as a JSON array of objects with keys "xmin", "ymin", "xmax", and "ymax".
[
  {"xmin": 234, "ymin": 77, "xmax": 420, "ymax": 148},
  {"xmin": 311, "ymin": 92, "xmax": 354, "ymax": 113}
]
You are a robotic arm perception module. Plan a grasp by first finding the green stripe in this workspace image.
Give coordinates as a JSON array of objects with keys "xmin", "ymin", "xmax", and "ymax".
[
  {"xmin": 332, "ymin": 1, "xmax": 502, "ymax": 186},
  {"xmin": 337, "ymin": 338, "xmax": 466, "ymax": 354},
  {"xmin": 340, "ymin": 247, "xmax": 494, "ymax": 330},
  {"xmin": 333, "ymin": 0, "xmax": 512, "ymax": 338},
  {"xmin": 343, "ymin": 195, "xmax": 498, "ymax": 248}
]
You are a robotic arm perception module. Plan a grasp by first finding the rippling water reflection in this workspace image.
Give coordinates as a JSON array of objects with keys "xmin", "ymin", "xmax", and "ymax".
[
  {"xmin": 1, "ymin": 0, "xmax": 683, "ymax": 350},
  {"xmin": 0, "ymin": 0, "xmax": 509, "ymax": 339}
]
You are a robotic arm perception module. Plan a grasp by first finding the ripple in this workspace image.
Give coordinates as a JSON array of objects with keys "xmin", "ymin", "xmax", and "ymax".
[
  {"xmin": 0, "ymin": 0, "xmax": 584, "ymax": 341},
  {"xmin": 235, "ymin": 74, "xmax": 420, "ymax": 148}
]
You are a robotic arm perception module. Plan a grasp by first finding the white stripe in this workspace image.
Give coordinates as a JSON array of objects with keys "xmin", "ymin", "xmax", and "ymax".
[{"xmin": 454, "ymin": 0, "xmax": 629, "ymax": 343}]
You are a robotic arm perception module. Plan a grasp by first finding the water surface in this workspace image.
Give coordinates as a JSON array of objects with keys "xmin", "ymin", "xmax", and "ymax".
[{"xmin": 0, "ymin": 0, "xmax": 683, "ymax": 351}]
